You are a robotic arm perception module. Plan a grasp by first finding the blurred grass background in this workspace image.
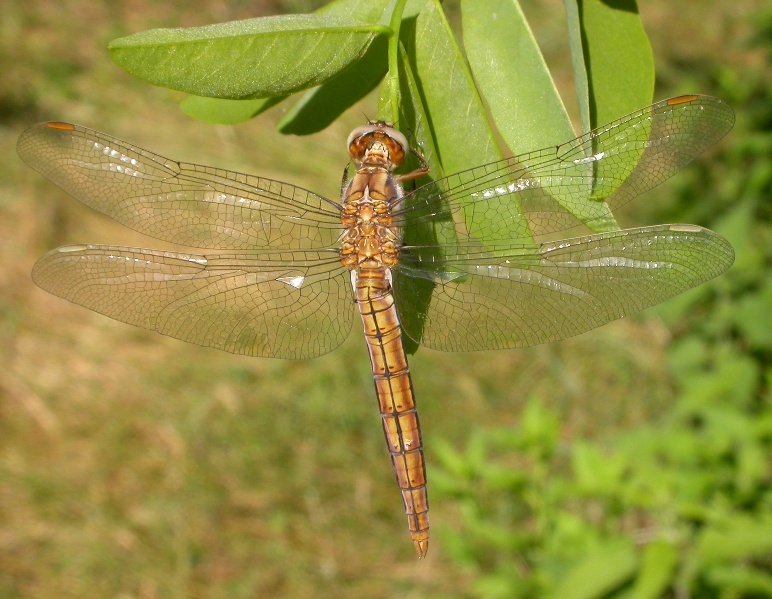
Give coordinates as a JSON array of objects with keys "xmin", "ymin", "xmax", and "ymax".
[{"xmin": 1, "ymin": 0, "xmax": 769, "ymax": 597}]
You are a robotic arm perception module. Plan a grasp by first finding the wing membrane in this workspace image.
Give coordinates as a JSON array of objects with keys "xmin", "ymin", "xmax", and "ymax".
[
  {"xmin": 32, "ymin": 245, "xmax": 352, "ymax": 359},
  {"xmin": 17, "ymin": 123, "xmax": 343, "ymax": 250},
  {"xmin": 21, "ymin": 96, "xmax": 735, "ymax": 359},
  {"xmin": 397, "ymin": 96, "xmax": 735, "ymax": 243},
  {"xmin": 395, "ymin": 224, "xmax": 733, "ymax": 351}
]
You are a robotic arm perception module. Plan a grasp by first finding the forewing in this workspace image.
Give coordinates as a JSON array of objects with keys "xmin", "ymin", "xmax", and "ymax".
[
  {"xmin": 17, "ymin": 122, "xmax": 342, "ymax": 250},
  {"xmin": 395, "ymin": 225, "xmax": 733, "ymax": 351},
  {"xmin": 397, "ymin": 96, "xmax": 735, "ymax": 243},
  {"xmin": 32, "ymin": 245, "xmax": 352, "ymax": 359}
]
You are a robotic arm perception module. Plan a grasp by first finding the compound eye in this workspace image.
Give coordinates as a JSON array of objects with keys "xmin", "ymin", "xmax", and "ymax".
[
  {"xmin": 346, "ymin": 124, "xmax": 374, "ymax": 152},
  {"xmin": 378, "ymin": 125, "xmax": 409, "ymax": 158}
]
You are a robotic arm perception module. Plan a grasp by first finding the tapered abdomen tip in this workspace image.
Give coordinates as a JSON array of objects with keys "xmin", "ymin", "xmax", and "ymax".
[{"xmin": 414, "ymin": 538, "xmax": 429, "ymax": 558}]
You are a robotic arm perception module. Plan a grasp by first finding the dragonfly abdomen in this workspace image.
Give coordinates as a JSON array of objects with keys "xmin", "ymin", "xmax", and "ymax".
[{"xmin": 355, "ymin": 267, "xmax": 429, "ymax": 558}]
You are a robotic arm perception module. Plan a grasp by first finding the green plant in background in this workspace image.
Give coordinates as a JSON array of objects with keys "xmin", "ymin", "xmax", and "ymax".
[
  {"xmin": 433, "ymin": 387, "xmax": 770, "ymax": 597},
  {"xmin": 107, "ymin": 0, "xmax": 655, "ymax": 179}
]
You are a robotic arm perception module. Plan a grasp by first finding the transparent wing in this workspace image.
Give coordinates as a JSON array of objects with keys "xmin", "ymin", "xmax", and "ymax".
[
  {"xmin": 17, "ymin": 122, "xmax": 343, "ymax": 250},
  {"xmin": 32, "ymin": 245, "xmax": 353, "ymax": 359},
  {"xmin": 395, "ymin": 224, "xmax": 734, "ymax": 351},
  {"xmin": 397, "ymin": 95, "xmax": 735, "ymax": 243},
  {"xmin": 22, "ymin": 96, "xmax": 735, "ymax": 359}
]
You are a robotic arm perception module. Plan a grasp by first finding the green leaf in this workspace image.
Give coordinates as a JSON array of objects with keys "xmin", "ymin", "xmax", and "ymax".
[
  {"xmin": 463, "ymin": 0, "xmax": 626, "ymax": 235},
  {"xmin": 109, "ymin": 14, "xmax": 390, "ymax": 99},
  {"xmin": 393, "ymin": 46, "xmax": 442, "ymax": 181},
  {"xmin": 696, "ymin": 514, "xmax": 772, "ymax": 563},
  {"xmin": 578, "ymin": 0, "xmax": 655, "ymax": 129},
  {"xmin": 178, "ymin": 0, "xmax": 395, "ymax": 126},
  {"xmin": 571, "ymin": 441, "xmax": 626, "ymax": 495},
  {"xmin": 431, "ymin": 437, "xmax": 469, "ymax": 480},
  {"xmin": 388, "ymin": 43, "xmax": 444, "ymax": 355},
  {"xmin": 516, "ymin": 396, "xmax": 560, "ymax": 455},
  {"xmin": 563, "ymin": 0, "xmax": 591, "ymax": 133},
  {"xmin": 317, "ymin": 0, "xmax": 394, "ymax": 24},
  {"xmin": 714, "ymin": 201, "xmax": 766, "ymax": 285},
  {"xmin": 407, "ymin": 0, "xmax": 531, "ymax": 243},
  {"xmin": 565, "ymin": 0, "xmax": 654, "ymax": 232},
  {"xmin": 409, "ymin": 0, "xmax": 500, "ymax": 175},
  {"xmin": 275, "ymin": 0, "xmax": 398, "ymax": 134},
  {"xmin": 461, "ymin": 0, "xmax": 574, "ymax": 155},
  {"xmin": 546, "ymin": 538, "xmax": 637, "ymax": 599},
  {"xmin": 277, "ymin": 34, "xmax": 388, "ymax": 135},
  {"xmin": 629, "ymin": 541, "xmax": 679, "ymax": 599},
  {"xmin": 706, "ymin": 566, "xmax": 772, "ymax": 597},
  {"xmin": 733, "ymin": 278, "xmax": 772, "ymax": 350},
  {"xmin": 179, "ymin": 95, "xmax": 283, "ymax": 125}
]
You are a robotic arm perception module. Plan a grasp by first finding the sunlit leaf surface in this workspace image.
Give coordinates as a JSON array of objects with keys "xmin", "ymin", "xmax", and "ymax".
[
  {"xmin": 109, "ymin": 14, "xmax": 389, "ymax": 99},
  {"xmin": 461, "ymin": 0, "xmax": 574, "ymax": 155}
]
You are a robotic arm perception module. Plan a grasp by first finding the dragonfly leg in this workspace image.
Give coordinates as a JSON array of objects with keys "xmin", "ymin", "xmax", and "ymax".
[
  {"xmin": 340, "ymin": 163, "xmax": 351, "ymax": 197},
  {"xmin": 398, "ymin": 146, "xmax": 429, "ymax": 183}
]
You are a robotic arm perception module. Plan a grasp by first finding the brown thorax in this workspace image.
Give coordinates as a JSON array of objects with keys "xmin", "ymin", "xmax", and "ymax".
[{"xmin": 339, "ymin": 122, "xmax": 428, "ymax": 271}]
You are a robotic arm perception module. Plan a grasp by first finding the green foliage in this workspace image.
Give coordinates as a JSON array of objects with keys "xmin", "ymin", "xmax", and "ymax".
[
  {"xmin": 571, "ymin": 0, "xmax": 654, "ymax": 132},
  {"xmin": 108, "ymin": 0, "xmax": 653, "ymax": 150},
  {"xmin": 431, "ymin": 37, "xmax": 772, "ymax": 598},
  {"xmin": 461, "ymin": 0, "xmax": 574, "ymax": 155},
  {"xmin": 109, "ymin": 14, "xmax": 389, "ymax": 99},
  {"xmin": 433, "ymin": 388, "xmax": 771, "ymax": 597}
]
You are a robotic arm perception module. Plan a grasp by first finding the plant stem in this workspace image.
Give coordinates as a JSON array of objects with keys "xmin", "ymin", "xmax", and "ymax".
[{"xmin": 387, "ymin": 0, "xmax": 408, "ymax": 125}]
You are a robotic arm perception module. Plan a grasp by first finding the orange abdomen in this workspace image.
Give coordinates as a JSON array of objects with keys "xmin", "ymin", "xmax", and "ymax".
[{"xmin": 355, "ymin": 268, "xmax": 429, "ymax": 557}]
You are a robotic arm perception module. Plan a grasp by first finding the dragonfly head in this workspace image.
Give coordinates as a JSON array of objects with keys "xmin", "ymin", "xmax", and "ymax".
[{"xmin": 347, "ymin": 121, "xmax": 408, "ymax": 169}]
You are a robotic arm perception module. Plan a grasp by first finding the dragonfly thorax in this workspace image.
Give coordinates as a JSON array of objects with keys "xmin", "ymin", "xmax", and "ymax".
[{"xmin": 339, "ymin": 164, "xmax": 402, "ymax": 271}]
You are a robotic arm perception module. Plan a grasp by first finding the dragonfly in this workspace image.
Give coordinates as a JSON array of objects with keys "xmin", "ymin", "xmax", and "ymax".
[{"xmin": 17, "ymin": 94, "xmax": 735, "ymax": 558}]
